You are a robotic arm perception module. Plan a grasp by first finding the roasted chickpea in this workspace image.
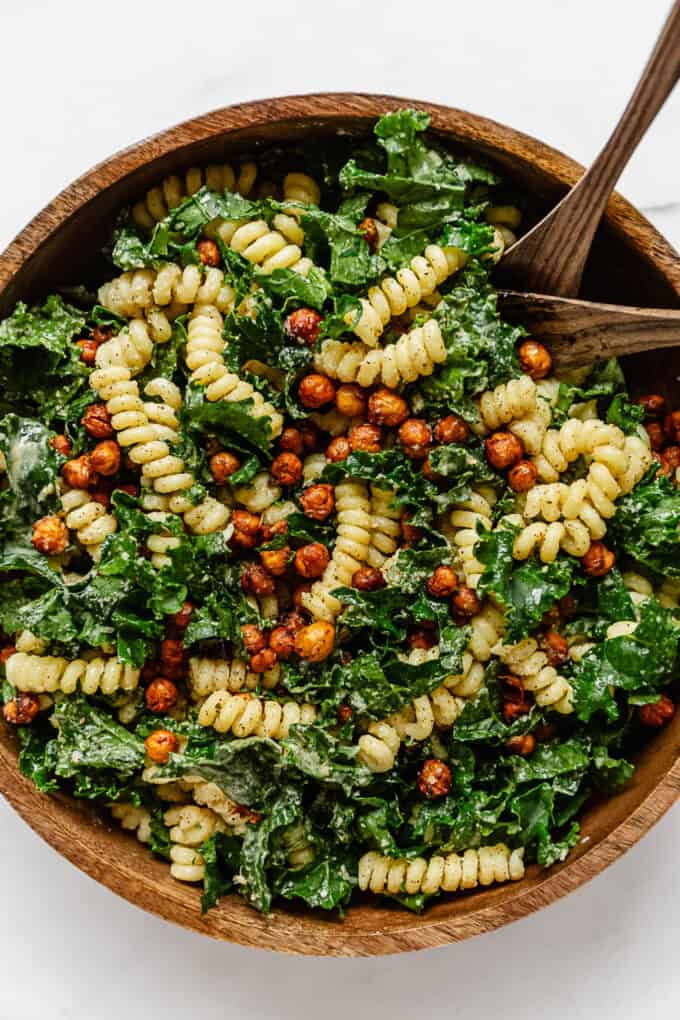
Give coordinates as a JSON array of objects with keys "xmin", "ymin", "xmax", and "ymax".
[
  {"xmin": 76, "ymin": 338, "xmax": 99, "ymax": 364},
  {"xmin": 261, "ymin": 520, "xmax": 288, "ymax": 543},
  {"xmin": 62, "ymin": 454, "xmax": 95, "ymax": 490},
  {"xmin": 664, "ymin": 410, "xmax": 680, "ymax": 443},
  {"xmin": 434, "ymin": 414, "xmax": 469, "ymax": 445},
  {"xmin": 49, "ymin": 434, "xmax": 72, "ymax": 457},
  {"xmin": 421, "ymin": 457, "xmax": 440, "ymax": 482},
  {"xmin": 335, "ymin": 383, "xmax": 367, "ymax": 418},
  {"xmin": 172, "ymin": 601, "xmax": 194, "ymax": 631},
  {"xmin": 294, "ymin": 621, "xmax": 336, "ymax": 662},
  {"xmin": 279, "ymin": 427, "xmax": 304, "ymax": 456},
  {"xmin": 280, "ymin": 610, "xmax": 307, "ymax": 634},
  {"xmin": 367, "ymin": 388, "xmax": 410, "ymax": 428},
  {"xmin": 407, "ymin": 626, "xmax": 437, "ymax": 650},
  {"xmin": 581, "ymin": 541, "xmax": 616, "ymax": 577},
  {"xmin": 81, "ymin": 403, "xmax": 114, "ymax": 439},
  {"xmin": 505, "ymin": 734, "xmax": 536, "ymax": 756},
  {"xmin": 638, "ymin": 694, "xmax": 675, "ymax": 727},
  {"xmin": 518, "ymin": 339, "xmax": 552, "ymax": 379},
  {"xmin": 241, "ymin": 624, "xmax": 267, "ymax": 655},
  {"xmin": 250, "ymin": 648, "xmax": 278, "ymax": 673},
  {"xmin": 241, "ymin": 564, "xmax": 276, "ymax": 596},
  {"xmin": 645, "ymin": 422, "xmax": 665, "ymax": 451},
  {"xmin": 659, "ymin": 445, "xmax": 680, "ymax": 476},
  {"xmin": 260, "ymin": 547, "xmax": 291, "ymax": 577},
  {"xmin": 91, "ymin": 326, "xmax": 112, "ymax": 346},
  {"xmin": 299, "ymin": 483, "xmax": 335, "ymax": 520},
  {"xmin": 89, "ymin": 440, "xmax": 121, "ymax": 477},
  {"xmin": 285, "ymin": 308, "xmax": 323, "ymax": 346},
  {"xmin": 268, "ymin": 626, "xmax": 295, "ymax": 660},
  {"xmin": 299, "ymin": 373, "xmax": 336, "ymax": 409},
  {"xmin": 326, "ymin": 436, "xmax": 351, "ymax": 462},
  {"xmin": 637, "ymin": 393, "xmax": 666, "ymax": 420},
  {"xmin": 196, "ymin": 238, "xmax": 221, "ymax": 267},
  {"xmin": 2, "ymin": 693, "xmax": 41, "ymax": 725},
  {"xmin": 451, "ymin": 585, "xmax": 482, "ymax": 620},
  {"xmin": 358, "ymin": 216, "xmax": 379, "ymax": 252},
  {"xmin": 294, "ymin": 543, "xmax": 330, "ymax": 579},
  {"xmin": 401, "ymin": 512, "xmax": 422, "ymax": 544},
  {"xmin": 271, "ymin": 452, "xmax": 303, "ymax": 487},
  {"xmin": 501, "ymin": 674, "xmax": 531, "ymax": 722},
  {"xmin": 426, "ymin": 565, "xmax": 458, "ymax": 598},
  {"xmin": 293, "ymin": 582, "xmax": 312, "ymax": 611},
  {"xmin": 32, "ymin": 515, "xmax": 69, "ymax": 555},
  {"xmin": 145, "ymin": 677, "xmax": 179, "ymax": 713},
  {"xmin": 230, "ymin": 529, "xmax": 259, "ymax": 551},
  {"xmin": 160, "ymin": 638, "xmax": 185, "ymax": 680},
  {"xmin": 398, "ymin": 418, "xmax": 431, "ymax": 459},
  {"xmin": 0, "ymin": 646, "xmax": 17, "ymax": 666},
  {"xmin": 348, "ymin": 423, "xmax": 381, "ymax": 453},
  {"xmin": 300, "ymin": 422, "xmax": 320, "ymax": 452},
  {"xmin": 144, "ymin": 729, "xmax": 179, "ymax": 764},
  {"xmin": 417, "ymin": 759, "xmax": 452, "ymax": 799},
  {"xmin": 351, "ymin": 566, "xmax": 386, "ymax": 591},
  {"xmin": 337, "ymin": 704, "xmax": 354, "ymax": 725},
  {"xmin": 209, "ymin": 451, "xmax": 241, "ymax": 483},
  {"xmin": 231, "ymin": 510, "xmax": 261, "ymax": 536},
  {"xmin": 543, "ymin": 630, "xmax": 569, "ymax": 667},
  {"xmin": 485, "ymin": 431, "xmax": 524, "ymax": 470},
  {"xmin": 508, "ymin": 459, "xmax": 538, "ymax": 492}
]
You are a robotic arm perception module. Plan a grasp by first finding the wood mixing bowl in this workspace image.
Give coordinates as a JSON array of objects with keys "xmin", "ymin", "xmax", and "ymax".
[{"xmin": 1, "ymin": 94, "xmax": 679, "ymax": 956}]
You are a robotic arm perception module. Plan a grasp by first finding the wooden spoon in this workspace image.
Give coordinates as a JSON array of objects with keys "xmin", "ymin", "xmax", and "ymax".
[
  {"xmin": 499, "ymin": 291, "xmax": 680, "ymax": 369},
  {"xmin": 495, "ymin": 1, "xmax": 680, "ymax": 296}
]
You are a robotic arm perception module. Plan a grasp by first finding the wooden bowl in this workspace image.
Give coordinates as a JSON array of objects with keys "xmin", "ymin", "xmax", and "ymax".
[{"xmin": 1, "ymin": 94, "xmax": 679, "ymax": 957}]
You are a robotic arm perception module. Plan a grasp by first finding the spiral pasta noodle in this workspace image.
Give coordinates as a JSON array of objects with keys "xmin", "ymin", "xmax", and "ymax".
[
  {"xmin": 93, "ymin": 317, "xmax": 155, "ymax": 375},
  {"xmin": 314, "ymin": 318, "xmax": 447, "ymax": 388},
  {"xmin": 346, "ymin": 245, "xmax": 464, "ymax": 346},
  {"xmin": 213, "ymin": 214, "xmax": 310, "ymax": 275},
  {"xmin": 468, "ymin": 602, "xmax": 505, "ymax": 662},
  {"xmin": 282, "ymin": 172, "xmax": 321, "ymax": 208},
  {"xmin": 449, "ymin": 488, "xmax": 495, "ymax": 588},
  {"xmin": 165, "ymin": 804, "xmax": 225, "ymax": 847},
  {"xmin": 494, "ymin": 638, "xmax": 573, "ymax": 714},
  {"xmin": 366, "ymin": 487, "xmax": 401, "ymax": 568},
  {"xmin": 110, "ymin": 803, "xmax": 152, "ymax": 843},
  {"xmin": 197, "ymin": 691, "xmax": 317, "ymax": 739},
  {"xmin": 358, "ymin": 845, "xmax": 524, "ymax": 896},
  {"xmin": 188, "ymin": 656, "xmax": 279, "ymax": 699},
  {"xmin": 131, "ymin": 160, "xmax": 259, "ymax": 230},
  {"xmin": 182, "ymin": 778, "xmax": 257, "ymax": 835},
  {"xmin": 61, "ymin": 487, "xmax": 117, "ymax": 561},
  {"xmin": 478, "ymin": 374, "xmax": 537, "ymax": 430},
  {"xmin": 7, "ymin": 652, "xmax": 140, "ymax": 695},
  {"xmin": 301, "ymin": 480, "xmax": 372, "ymax": 621}
]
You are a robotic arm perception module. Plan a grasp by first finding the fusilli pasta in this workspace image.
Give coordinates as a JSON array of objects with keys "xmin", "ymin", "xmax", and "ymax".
[
  {"xmin": 358, "ymin": 844, "xmax": 525, "ymax": 896},
  {"xmin": 7, "ymin": 652, "xmax": 140, "ymax": 695}
]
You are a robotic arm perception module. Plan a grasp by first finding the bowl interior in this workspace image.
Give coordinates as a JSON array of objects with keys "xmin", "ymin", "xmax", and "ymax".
[{"xmin": 1, "ymin": 95, "xmax": 679, "ymax": 956}]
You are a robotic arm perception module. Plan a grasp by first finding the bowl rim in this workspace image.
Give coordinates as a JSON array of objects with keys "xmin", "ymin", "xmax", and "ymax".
[{"xmin": 1, "ymin": 92, "xmax": 679, "ymax": 957}]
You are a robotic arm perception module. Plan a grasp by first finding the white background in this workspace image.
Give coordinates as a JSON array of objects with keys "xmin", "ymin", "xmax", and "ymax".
[{"xmin": 1, "ymin": 2, "xmax": 680, "ymax": 1017}]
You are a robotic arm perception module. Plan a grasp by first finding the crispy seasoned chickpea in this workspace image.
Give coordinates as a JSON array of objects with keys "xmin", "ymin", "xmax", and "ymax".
[
  {"xmin": 2, "ymin": 693, "xmax": 41, "ymax": 725},
  {"xmin": 172, "ymin": 601, "xmax": 193, "ymax": 631},
  {"xmin": 196, "ymin": 238, "xmax": 221, "ymax": 267},
  {"xmin": 293, "ymin": 582, "xmax": 312, "ymax": 611},
  {"xmin": 581, "ymin": 541, "xmax": 616, "ymax": 577},
  {"xmin": 271, "ymin": 452, "xmax": 303, "ymax": 487},
  {"xmin": 250, "ymin": 648, "xmax": 278, "ymax": 673},
  {"xmin": 300, "ymin": 422, "xmax": 320, "ymax": 452},
  {"xmin": 209, "ymin": 451, "xmax": 241, "ymax": 483},
  {"xmin": 367, "ymin": 388, "xmax": 409, "ymax": 427},
  {"xmin": 508, "ymin": 459, "xmax": 538, "ymax": 492},
  {"xmin": 421, "ymin": 457, "xmax": 440, "ymax": 482},
  {"xmin": 299, "ymin": 373, "xmax": 335, "ymax": 409},
  {"xmin": 279, "ymin": 427, "xmax": 304, "ymax": 456},
  {"xmin": 299, "ymin": 483, "xmax": 334, "ymax": 520},
  {"xmin": 451, "ymin": 585, "xmax": 482, "ymax": 620},
  {"xmin": 269, "ymin": 626, "xmax": 295, "ymax": 660},
  {"xmin": 294, "ymin": 621, "xmax": 336, "ymax": 662},
  {"xmin": 145, "ymin": 729, "xmax": 179, "ymax": 764},
  {"xmin": 62, "ymin": 454, "xmax": 95, "ymax": 490},
  {"xmin": 518, "ymin": 339, "xmax": 552, "ymax": 379},
  {"xmin": 285, "ymin": 308, "xmax": 323, "ymax": 345},
  {"xmin": 358, "ymin": 216, "xmax": 379, "ymax": 252},
  {"xmin": 145, "ymin": 677, "xmax": 178, "ymax": 713},
  {"xmin": 261, "ymin": 520, "xmax": 288, "ymax": 543},
  {"xmin": 231, "ymin": 510, "xmax": 261, "ymax": 536},
  {"xmin": 543, "ymin": 630, "xmax": 569, "ymax": 667},
  {"xmin": 49, "ymin": 434, "xmax": 72, "ymax": 457},
  {"xmin": 659, "ymin": 445, "xmax": 680, "ymax": 476},
  {"xmin": 348, "ymin": 423, "xmax": 381, "ymax": 453},
  {"xmin": 278, "ymin": 611, "xmax": 306, "ymax": 635},
  {"xmin": 92, "ymin": 326, "xmax": 112, "ymax": 345},
  {"xmin": 81, "ymin": 403, "xmax": 114, "ymax": 439},
  {"xmin": 426, "ymin": 565, "xmax": 458, "ymax": 598},
  {"xmin": 398, "ymin": 418, "xmax": 432, "ymax": 459},
  {"xmin": 230, "ymin": 529, "xmax": 259, "ymax": 551},
  {"xmin": 645, "ymin": 422, "xmax": 665, "ymax": 451},
  {"xmin": 32, "ymin": 515, "xmax": 69, "ymax": 555},
  {"xmin": 160, "ymin": 638, "xmax": 185, "ymax": 680},
  {"xmin": 501, "ymin": 674, "xmax": 531, "ymax": 722},
  {"xmin": 505, "ymin": 734, "xmax": 536, "ymax": 756},
  {"xmin": 434, "ymin": 414, "xmax": 469, "ymax": 445},
  {"xmin": 76, "ymin": 338, "xmax": 99, "ymax": 364},
  {"xmin": 260, "ymin": 546, "xmax": 291, "ymax": 577},
  {"xmin": 294, "ymin": 542, "xmax": 330, "ymax": 579},
  {"xmin": 337, "ymin": 703, "xmax": 354, "ymax": 725},
  {"xmin": 417, "ymin": 759, "xmax": 452, "ymax": 799},
  {"xmin": 637, "ymin": 393, "xmax": 667, "ymax": 420},
  {"xmin": 326, "ymin": 436, "xmax": 351, "ymax": 462},
  {"xmin": 638, "ymin": 694, "xmax": 675, "ymax": 727},
  {"xmin": 0, "ymin": 646, "xmax": 17, "ymax": 666},
  {"xmin": 401, "ymin": 512, "xmax": 422, "ymax": 544},
  {"xmin": 664, "ymin": 411, "xmax": 680, "ymax": 444},
  {"xmin": 90, "ymin": 440, "xmax": 121, "ymax": 477},
  {"xmin": 407, "ymin": 626, "xmax": 437, "ymax": 650},
  {"xmin": 485, "ymin": 431, "xmax": 524, "ymax": 470},
  {"xmin": 241, "ymin": 624, "xmax": 267, "ymax": 655},
  {"xmin": 335, "ymin": 383, "xmax": 367, "ymax": 418},
  {"xmin": 351, "ymin": 566, "xmax": 386, "ymax": 591},
  {"xmin": 241, "ymin": 564, "xmax": 276, "ymax": 596}
]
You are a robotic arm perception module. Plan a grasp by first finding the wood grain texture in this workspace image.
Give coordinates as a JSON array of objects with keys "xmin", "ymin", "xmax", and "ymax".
[
  {"xmin": 1, "ymin": 93, "xmax": 680, "ymax": 957},
  {"xmin": 499, "ymin": 291, "xmax": 680, "ymax": 367},
  {"xmin": 495, "ymin": 0, "xmax": 680, "ymax": 296}
]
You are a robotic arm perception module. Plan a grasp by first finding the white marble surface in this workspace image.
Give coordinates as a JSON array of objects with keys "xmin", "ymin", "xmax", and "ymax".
[{"xmin": 1, "ymin": 2, "xmax": 679, "ymax": 1018}]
